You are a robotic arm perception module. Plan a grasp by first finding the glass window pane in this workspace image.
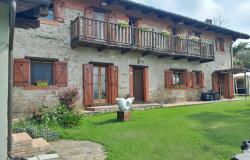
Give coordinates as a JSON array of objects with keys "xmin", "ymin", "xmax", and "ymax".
[
  {"xmin": 93, "ymin": 67, "xmax": 98, "ymax": 76},
  {"xmin": 101, "ymin": 75, "xmax": 106, "ymax": 99},
  {"xmin": 31, "ymin": 62, "xmax": 53, "ymax": 85}
]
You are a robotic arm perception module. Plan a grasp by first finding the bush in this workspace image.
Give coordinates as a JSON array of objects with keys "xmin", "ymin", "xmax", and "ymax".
[
  {"xmin": 12, "ymin": 122, "xmax": 60, "ymax": 142},
  {"xmin": 32, "ymin": 104, "xmax": 82, "ymax": 128},
  {"xmin": 55, "ymin": 86, "xmax": 79, "ymax": 109}
]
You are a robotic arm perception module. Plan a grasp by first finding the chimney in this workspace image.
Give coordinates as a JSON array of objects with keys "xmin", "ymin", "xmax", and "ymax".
[{"xmin": 205, "ymin": 19, "xmax": 212, "ymax": 24}]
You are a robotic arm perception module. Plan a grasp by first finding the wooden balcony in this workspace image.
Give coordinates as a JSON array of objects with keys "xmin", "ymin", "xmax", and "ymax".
[{"xmin": 71, "ymin": 16, "xmax": 215, "ymax": 63}]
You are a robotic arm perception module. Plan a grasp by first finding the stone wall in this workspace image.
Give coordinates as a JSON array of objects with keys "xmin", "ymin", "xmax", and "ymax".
[{"xmin": 13, "ymin": 8, "xmax": 232, "ymax": 118}]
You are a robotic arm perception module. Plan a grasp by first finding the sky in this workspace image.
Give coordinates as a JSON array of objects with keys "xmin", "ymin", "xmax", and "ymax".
[{"xmin": 133, "ymin": 0, "xmax": 250, "ymax": 45}]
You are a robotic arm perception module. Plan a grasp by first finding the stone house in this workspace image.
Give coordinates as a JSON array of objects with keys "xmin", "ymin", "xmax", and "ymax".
[{"xmin": 13, "ymin": 0, "xmax": 249, "ymax": 117}]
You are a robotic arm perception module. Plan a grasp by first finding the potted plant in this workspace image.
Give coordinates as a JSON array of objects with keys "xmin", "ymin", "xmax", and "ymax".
[
  {"xmin": 189, "ymin": 35, "xmax": 200, "ymax": 41},
  {"xmin": 35, "ymin": 80, "xmax": 49, "ymax": 87},
  {"xmin": 161, "ymin": 30, "xmax": 171, "ymax": 37},
  {"xmin": 140, "ymin": 27, "xmax": 150, "ymax": 32},
  {"xmin": 118, "ymin": 20, "xmax": 129, "ymax": 28},
  {"xmin": 176, "ymin": 33, "xmax": 187, "ymax": 39}
]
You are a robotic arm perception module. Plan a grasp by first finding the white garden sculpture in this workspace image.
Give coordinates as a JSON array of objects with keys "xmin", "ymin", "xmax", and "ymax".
[{"xmin": 116, "ymin": 97, "xmax": 135, "ymax": 112}]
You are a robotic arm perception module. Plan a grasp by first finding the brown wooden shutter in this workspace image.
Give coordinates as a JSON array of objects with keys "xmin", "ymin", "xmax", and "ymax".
[
  {"xmin": 186, "ymin": 72, "xmax": 193, "ymax": 88},
  {"xmin": 182, "ymin": 71, "xmax": 187, "ymax": 87},
  {"xmin": 143, "ymin": 67, "xmax": 149, "ymax": 102},
  {"xmin": 54, "ymin": 0, "xmax": 65, "ymax": 22},
  {"xmin": 108, "ymin": 66, "xmax": 118, "ymax": 104},
  {"xmin": 53, "ymin": 62, "xmax": 68, "ymax": 87},
  {"xmin": 224, "ymin": 74, "xmax": 234, "ymax": 98},
  {"xmin": 165, "ymin": 70, "xmax": 173, "ymax": 88},
  {"xmin": 83, "ymin": 64, "xmax": 93, "ymax": 106},
  {"xmin": 129, "ymin": 66, "xmax": 134, "ymax": 97},
  {"xmin": 212, "ymin": 73, "xmax": 219, "ymax": 92},
  {"xmin": 199, "ymin": 72, "xmax": 205, "ymax": 88},
  {"xmin": 191, "ymin": 72, "xmax": 196, "ymax": 88},
  {"xmin": 220, "ymin": 39, "xmax": 225, "ymax": 52},
  {"xmin": 14, "ymin": 59, "xmax": 30, "ymax": 86}
]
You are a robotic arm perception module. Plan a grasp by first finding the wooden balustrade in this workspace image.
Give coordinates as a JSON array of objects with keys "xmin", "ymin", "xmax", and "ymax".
[{"xmin": 71, "ymin": 16, "xmax": 215, "ymax": 62}]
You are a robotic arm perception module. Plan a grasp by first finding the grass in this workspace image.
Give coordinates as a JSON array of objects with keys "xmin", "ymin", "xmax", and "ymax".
[{"xmin": 34, "ymin": 100, "xmax": 250, "ymax": 159}]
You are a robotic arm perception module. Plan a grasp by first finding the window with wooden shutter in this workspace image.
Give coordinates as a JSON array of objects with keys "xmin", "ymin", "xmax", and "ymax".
[
  {"xmin": 14, "ymin": 59, "xmax": 30, "ymax": 86},
  {"xmin": 53, "ymin": 62, "xmax": 68, "ymax": 87},
  {"xmin": 83, "ymin": 64, "xmax": 94, "ymax": 106},
  {"xmin": 212, "ymin": 73, "xmax": 219, "ymax": 92},
  {"xmin": 199, "ymin": 72, "xmax": 205, "ymax": 88},
  {"xmin": 107, "ymin": 66, "xmax": 118, "ymax": 104},
  {"xmin": 165, "ymin": 70, "xmax": 173, "ymax": 88},
  {"xmin": 54, "ymin": 0, "xmax": 65, "ymax": 22},
  {"xmin": 215, "ymin": 38, "xmax": 225, "ymax": 52},
  {"xmin": 186, "ymin": 72, "xmax": 193, "ymax": 88}
]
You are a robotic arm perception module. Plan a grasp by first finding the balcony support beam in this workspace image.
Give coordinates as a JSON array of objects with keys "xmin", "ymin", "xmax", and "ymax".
[
  {"xmin": 142, "ymin": 51, "xmax": 151, "ymax": 57},
  {"xmin": 97, "ymin": 45, "xmax": 107, "ymax": 52},
  {"xmin": 121, "ymin": 48, "xmax": 131, "ymax": 54}
]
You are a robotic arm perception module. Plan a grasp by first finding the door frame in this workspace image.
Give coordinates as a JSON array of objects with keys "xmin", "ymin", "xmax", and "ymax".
[{"xmin": 129, "ymin": 65, "xmax": 149, "ymax": 102}]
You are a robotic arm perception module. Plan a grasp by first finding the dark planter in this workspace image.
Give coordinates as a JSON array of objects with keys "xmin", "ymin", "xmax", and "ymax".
[{"xmin": 117, "ymin": 111, "xmax": 131, "ymax": 121}]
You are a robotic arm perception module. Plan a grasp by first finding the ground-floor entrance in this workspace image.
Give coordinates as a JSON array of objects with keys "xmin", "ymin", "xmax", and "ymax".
[
  {"xmin": 212, "ymin": 72, "xmax": 234, "ymax": 98},
  {"xmin": 133, "ymin": 67, "xmax": 144, "ymax": 102},
  {"xmin": 129, "ymin": 66, "xmax": 149, "ymax": 103},
  {"xmin": 83, "ymin": 63, "xmax": 118, "ymax": 107}
]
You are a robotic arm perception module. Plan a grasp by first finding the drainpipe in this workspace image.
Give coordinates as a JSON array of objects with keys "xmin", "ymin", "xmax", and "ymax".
[
  {"xmin": 8, "ymin": 0, "xmax": 16, "ymax": 158},
  {"xmin": 231, "ymin": 40, "xmax": 236, "ymax": 69}
]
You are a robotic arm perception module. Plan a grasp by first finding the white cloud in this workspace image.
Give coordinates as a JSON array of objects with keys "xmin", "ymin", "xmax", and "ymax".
[{"xmin": 133, "ymin": 0, "xmax": 250, "ymax": 44}]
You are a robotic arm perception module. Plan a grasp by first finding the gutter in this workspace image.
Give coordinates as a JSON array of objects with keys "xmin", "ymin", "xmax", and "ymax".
[{"xmin": 8, "ymin": 0, "xmax": 16, "ymax": 158}]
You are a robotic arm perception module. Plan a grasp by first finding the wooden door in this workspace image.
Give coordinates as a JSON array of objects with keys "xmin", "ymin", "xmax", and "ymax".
[{"xmin": 133, "ymin": 68, "xmax": 144, "ymax": 102}]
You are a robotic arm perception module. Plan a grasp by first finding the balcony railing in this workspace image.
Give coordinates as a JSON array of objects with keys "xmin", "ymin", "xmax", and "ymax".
[{"xmin": 71, "ymin": 16, "xmax": 215, "ymax": 62}]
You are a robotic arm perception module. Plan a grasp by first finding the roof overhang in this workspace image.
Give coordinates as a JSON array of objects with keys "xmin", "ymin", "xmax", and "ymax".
[
  {"xmin": 15, "ymin": 0, "xmax": 50, "ymax": 29},
  {"xmin": 101, "ymin": 0, "xmax": 250, "ymax": 40},
  {"xmin": 214, "ymin": 68, "xmax": 250, "ymax": 74}
]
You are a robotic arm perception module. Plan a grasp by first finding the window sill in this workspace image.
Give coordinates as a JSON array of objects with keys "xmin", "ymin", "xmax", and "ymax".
[
  {"xmin": 173, "ymin": 84, "xmax": 187, "ymax": 89},
  {"xmin": 40, "ymin": 19, "xmax": 60, "ymax": 26},
  {"xmin": 24, "ymin": 85, "xmax": 54, "ymax": 90}
]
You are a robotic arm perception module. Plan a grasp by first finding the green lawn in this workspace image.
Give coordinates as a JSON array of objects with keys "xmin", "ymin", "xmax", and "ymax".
[{"xmin": 54, "ymin": 100, "xmax": 250, "ymax": 160}]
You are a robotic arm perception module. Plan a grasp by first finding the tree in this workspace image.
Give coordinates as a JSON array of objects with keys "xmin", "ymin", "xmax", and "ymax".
[
  {"xmin": 233, "ymin": 42, "xmax": 250, "ymax": 69},
  {"xmin": 233, "ymin": 42, "xmax": 249, "ymax": 56},
  {"xmin": 212, "ymin": 16, "xmax": 230, "ymax": 28}
]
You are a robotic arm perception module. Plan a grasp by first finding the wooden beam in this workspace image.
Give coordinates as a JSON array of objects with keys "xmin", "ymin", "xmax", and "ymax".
[
  {"xmin": 121, "ymin": 48, "xmax": 131, "ymax": 54},
  {"xmin": 158, "ymin": 54, "xmax": 169, "ymax": 59},
  {"xmin": 97, "ymin": 45, "xmax": 107, "ymax": 52},
  {"xmin": 142, "ymin": 51, "xmax": 151, "ymax": 57},
  {"xmin": 173, "ymin": 56, "xmax": 186, "ymax": 60}
]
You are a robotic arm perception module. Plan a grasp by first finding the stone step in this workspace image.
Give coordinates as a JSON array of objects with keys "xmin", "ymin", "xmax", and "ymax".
[
  {"xmin": 11, "ymin": 133, "xmax": 33, "ymax": 157},
  {"xmin": 11, "ymin": 133, "xmax": 52, "ymax": 158},
  {"xmin": 28, "ymin": 154, "xmax": 60, "ymax": 160},
  {"xmin": 32, "ymin": 138, "xmax": 51, "ymax": 152}
]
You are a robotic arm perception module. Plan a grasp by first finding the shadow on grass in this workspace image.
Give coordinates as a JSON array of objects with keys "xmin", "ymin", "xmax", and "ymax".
[
  {"xmin": 188, "ymin": 110, "xmax": 250, "ymax": 147},
  {"xmin": 93, "ymin": 118, "xmax": 122, "ymax": 125}
]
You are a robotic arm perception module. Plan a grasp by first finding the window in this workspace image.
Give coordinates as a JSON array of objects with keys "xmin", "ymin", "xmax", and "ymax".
[
  {"xmin": 14, "ymin": 58, "xmax": 68, "ymax": 88},
  {"xmin": 215, "ymin": 38, "xmax": 225, "ymax": 52},
  {"xmin": 44, "ymin": 4, "xmax": 54, "ymax": 20},
  {"xmin": 173, "ymin": 71, "xmax": 184, "ymax": 85},
  {"xmin": 93, "ymin": 66, "xmax": 107, "ymax": 100},
  {"xmin": 30, "ymin": 61, "xmax": 53, "ymax": 86},
  {"xmin": 194, "ymin": 71, "xmax": 201, "ymax": 85}
]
